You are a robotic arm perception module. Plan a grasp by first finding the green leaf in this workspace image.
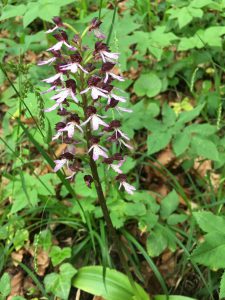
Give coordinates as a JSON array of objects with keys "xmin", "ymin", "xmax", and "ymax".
[
  {"xmin": 160, "ymin": 190, "xmax": 179, "ymax": 218},
  {"xmin": 167, "ymin": 214, "xmax": 188, "ymax": 225},
  {"xmin": 147, "ymin": 132, "xmax": 172, "ymax": 155},
  {"xmin": 147, "ymin": 226, "xmax": 167, "ymax": 257},
  {"xmin": 168, "ymin": 6, "xmax": 203, "ymax": 28},
  {"xmin": 191, "ymin": 232, "xmax": 225, "ymax": 269},
  {"xmin": 38, "ymin": 0, "xmax": 60, "ymax": 22},
  {"xmin": 177, "ymin": 104, "xmax": 204, "ymax": 124},
  {"xmin": 185, "ymin": 124, "xmax": 217, "ymax": 136},
  {"xmin": 44, "ymin": 263, "xmax": 77, "ymax": 300},
  {"xmin": 219, "ymin": 271, "xmax": 225, "ymax": 299},
  {"xmin": 191, "ymin": 0, "xmax": 213, "ymax": 8},
  {"xmin": 134, "ymin": 73, "xmax": 162, "ymax": 98},
  {"xmin": 154, "ymin": 296, "xmax": 197, "ymax": 300},
  {"xmin": 193, "ymin": 211, "xmax": 225, "ymax": 234},
  {"xmin": 172, "ymin": 131, "xmax": 190, "ymax": 156},
  {"xmin": 0, "ymin": 273, "xmax": 11, "ymax": 298},
  {"xmin": 191, "ymin": 136, "xmax": 219, "ymax": 161},
  {"xmin": 23, "ymin": 3, "xmax": 39, "ymax": 27},
  {"xmin": 0, "ymin": 4, "xmax": 27, "ymax": 21},
  {"xmin": 50, "ymin": 246, "xmax": 71, "ymax": 266},
  {"xmin": 73, "ymin": 266, "xmax": 149, "ymax": 300},
  {"xmin": 162, "ymin": 103, "xmax": 176, "ymax": 127}
]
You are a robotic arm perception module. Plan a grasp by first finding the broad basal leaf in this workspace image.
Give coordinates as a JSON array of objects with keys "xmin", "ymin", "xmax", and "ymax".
[
  {"xmin": 193, "ymin": 211, "xmax": 225, "ymax": 234},
  {"xmin": 191, "ymin": 232, "xmax": 225, "ymax": 269},
  {"xmin": 73, "ymin": 266, "xmax": 150, "ymax": 300},
  {"xmin": 147, "ymin": 132, "xmax": 172, "ymax": 155},
  {"xmin": 134, "ymin": 73, "xmax": 162, "ymax": 98},
  {"xmin": 191, "ymin": 136, "xmax": 219, "ymax": 161}
]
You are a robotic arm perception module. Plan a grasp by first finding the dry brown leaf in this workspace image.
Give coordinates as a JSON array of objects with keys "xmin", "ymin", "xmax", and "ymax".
[
  {"xmin": 11, "ymin": 249, "xmax": 24, "ymax": 266},
  {"xmin": 27, "ymin": 247, "xmax": 50, "ymax": 276},
  {"xmin": 7, "ymin": 271, "xmax": 24, "ymax": 299},
  {"xmin": 93, "ymin": 297, "xmax": 106, "ymax": 300},
  {"xmin": 156, "ymin": 147, "xmax": 175, "ymax": 166},
  {"xmin": 194, "ymin": 158, "xmax": 212, "ymax": 177}
]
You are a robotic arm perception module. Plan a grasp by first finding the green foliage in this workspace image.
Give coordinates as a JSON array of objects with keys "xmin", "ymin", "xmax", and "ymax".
[
  {"xmin": 73, "ymin": 266, "xmax": 150, "ymax": 300},
  {"xmin": 0, "ymin": 273, "xmax": 11, "ymax": 299},
  {"xmin": 0, "ymin": 0, "xmax": 76, "ymax": 26},
  {"xmin": 44, "ymin": 263, "xmax": 77, "ymax": 299},
  {"xmin": 49, "ymin": 246, "xmax": 72, "ymax": 266},
  {"xmin": 1, "ymin": 0, "xmax": 225, "ymax": 299}
]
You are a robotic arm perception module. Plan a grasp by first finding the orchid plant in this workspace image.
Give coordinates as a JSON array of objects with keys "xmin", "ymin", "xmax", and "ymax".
[
  {"xmin": 39, "ymin": 16, "xmax": 135, "ymax": 195},
  {"xmin": 39, "ymin": 15, "xmax": 136, "ymax": 278}
]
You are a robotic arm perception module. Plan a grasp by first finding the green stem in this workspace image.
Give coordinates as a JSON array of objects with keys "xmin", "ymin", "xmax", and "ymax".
[
  {"xmin": 64, "ymin": 22, "xmax": 79, "ymax": 35},
  {"xmin": 106, "ymin": 0, "xmax": 118, "ymax": 45}
]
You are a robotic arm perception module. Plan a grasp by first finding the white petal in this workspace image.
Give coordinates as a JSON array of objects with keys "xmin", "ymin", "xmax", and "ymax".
[
  {"xmin": 91, "ymin": 87, "xmax": 108, "ymax": 100},
  {"xmin": 91, "ymin": 115, "xmax": 108, "ymax": 131},
  {"xmin": 117, "ymin": 129, "xmax": 129, "ymax": 141},
  {"xmin": 100, "ymin": 52, "xmax": 106, "ymax": 62},
  {"xmin": 81, "ymin": 116, "xmax": 92, "ymax": 127},
  {"xmin": 78, "ymin": 64, "xmax": 88, "ymax": 74},
  {"xmin": 111, "ymin": 93, "xmax": 126, "ymax": 102},
  {"xmin": 102, "ymin": 51, "xmax": 119, "ymax": 60},
  {"xmin": 76, "ymin": 124, "xmax": 83, "ymax": 133},
  {"xmin": 109, "ymin": 72, "xmax": 124, "ymax": 81},
  {"xmin": 38, "ymin": 57, "xmax": 56, "ymax": 66},
  {"xmin": 104, "ymin": 73, "xmax": 109, "ymax": 83},
  {"xmin": 44, "ymin": 102, "xmax": 59, "ymax": 112},
  {"xmin": 64, "ymin": 41, "xmax": 76, "ymax": 50},
  {"xmin": 53, "ymin": 159, "xmax": 67, "ymax": 172},
  {"xmin": 67, "ymin": 124, "xmax": 75, "ymax": 138},
  {"xmin": 41, "ymin": 86, "xmax": 56, "ymax": 94},
  {"xmin": 42, "ymin": 73, "xmax": 61, "ymax": 83},
  {"xmin": 47, "ymin": 41, "xmax": 63, "ymax": 51},
  {"xmin": 52, "ymin": 131, "xmax": 62, "ymax": 141},
  {"xmin": 93, "ymin": 145, "xmax": 108, "ymax": 160},
  {"xmin": 110, "ymin": 164, "xmax": 123, "ymax": 174},
  {"xmin": 122, "ymin": 182, "xmax": 136, "ymax": 194},
  {"xmin": 80, "ymin": 87, "xmax": 90, "ymax": 94},
  {"xmin": 45, "ymin": 26, "xmax": 58, "ymax": 33},
  {"xmin": 120, "ymin": 139, "xmax": 133, "ymax": 150},
  {"xmin": 118, "ymin": 107, "xmax": 133, "ymax": 113},
  {"xmin": 70, "ymin": 90, "xmax": 79, "ymax": 103}
]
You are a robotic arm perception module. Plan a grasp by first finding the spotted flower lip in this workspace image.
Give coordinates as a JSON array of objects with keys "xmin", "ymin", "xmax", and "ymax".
[
  {"xmin": 80, "ymin": 77, "xmax": 108, "ymax": 100},
  {"xmin": 88, "ymin": 142, "xmax": 108, "ymax": 161},
  {"xmin": 57, "ymin": 113, "xmax": 83, "ymax": 138},
  {"xmin": 82, "ymin": 106, "xmax": 109, "ymax": 131},
  {"xmin": 94, "ymin": 42, "xmax": 119, "ymax": 63},
  {"xmin": 53, "ymin": 151, "xmax": 74, "ymax": 172},
  {"xmin": 103, "ymin": 157, "xmax": 124, "ymax": 174},
  {"xmin": 47, "ymin": 31, "xmax": 75, "ymax": 51},
  {"xmin": 101, "ymin": 62, "xmax": 124, "ymax": 83},
  {"xmin": 116, "ymin": 174, "xmax": 136, "ymax": 194}
]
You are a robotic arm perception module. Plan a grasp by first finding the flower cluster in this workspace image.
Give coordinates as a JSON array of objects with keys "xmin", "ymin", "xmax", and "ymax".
[{"xmin": 39, "ymin": 17, "xmax": 135, "ymax": 194}]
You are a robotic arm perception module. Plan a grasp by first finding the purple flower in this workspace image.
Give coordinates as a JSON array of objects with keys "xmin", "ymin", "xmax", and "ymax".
[
  {"xmin": 116, "ymin": 174, "xmax": 136, "ymax": 195},
  {"xmin": 82, "ymin": 106, "xmax": 108, "ymax": 131},
  {"xmin": 58, "ymin": 114, "xmax": 83, "ymax": 138},
  {"xmin": 60, "ymin": 53, "xmax": 88, "ymax": 74},
  {"xmin": 53, "ymin": 152, "xmax": 74, "ymax": 172},
  {"xmin": 88, "ymin": 137, "xmax": 108, "ymax": 161},
  {"xmin": 101, "ymin": 62, "xmax": 124, "ymax": 83},
  {"xmin": 47, "ymin": 31, "xmax": 75, "ymax": 51},
  {"xmin": 94, "ymin": 42, "xmax": 119, "ymax": 63},
  {"xmin": 46, "ymin": 17, "xmax": 64, "ymax": 33},
  {"xmin": 88, "ymin": 18, "xmax": 106, "ymax": 39},
  {"xmin": 80, "ymin": 76, "xmax": 108, "ymax": 100}
]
